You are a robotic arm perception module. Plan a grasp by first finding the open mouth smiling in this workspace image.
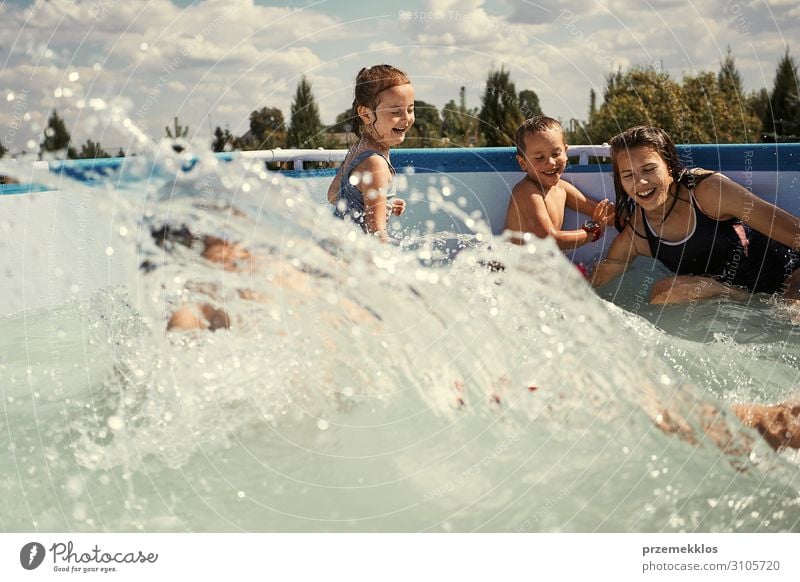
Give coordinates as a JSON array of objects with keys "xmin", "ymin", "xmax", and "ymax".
[{"xmin": 636, "ymin": 187, "xmax": 656, "ymax": 200}]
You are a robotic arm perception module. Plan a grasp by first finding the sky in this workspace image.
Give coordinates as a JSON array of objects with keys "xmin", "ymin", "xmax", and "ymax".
[{"xmin": 0, "ymin": 0, "xmax": 797, "ymax": 153}]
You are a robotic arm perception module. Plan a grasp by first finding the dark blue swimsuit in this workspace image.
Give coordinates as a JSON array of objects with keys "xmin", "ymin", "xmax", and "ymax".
[
  {"xmin": 641, "ymin": 171, "xmax": 800, "ymax": 294},
  {"xmin": 333, "ymin": 149, "xmax": 395, "ymax": 231}
]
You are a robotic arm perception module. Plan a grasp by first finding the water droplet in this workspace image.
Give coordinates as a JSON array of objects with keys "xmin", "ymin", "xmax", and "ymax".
[
  {"xmin": 317, "ymin": 419, "xmax": 329, "ymax": 431},
  {"xmin": 140, "ymin": 42, "xmax": 149, "ymax": 51},
  {"xmin": 66, "ymin": 476, "xmax": 83, "ymax": 496},
  {"xmin": 72, "ymin": 504, "xmax": 87, "ymax": 521},
  {"xmin": 237, "ymin": 491, "xmax": 246, "ymax": 498},
  {"xmin": 107, "ymin": 416, "xmax": 124, "ymax": 431},
  {"xmin": 105, "ymin": 247, "xmax": 114, "ymax": 256},
  {"xmin": 68, "ymin": 71, "xmax": 80, "ymax": 82}
]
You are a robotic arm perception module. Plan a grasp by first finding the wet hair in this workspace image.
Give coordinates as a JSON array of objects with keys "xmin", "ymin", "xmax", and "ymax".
[
  {"xmin": 514, "ymin": 116, "xmax": 566, "ymax": 157},
  {"xmin": 351, "ymin": 65, "xmax": 411, "ymax": 137},
  {"xmin": 608, "ymin": 126, "xmax": 686, "ymax": 231}
]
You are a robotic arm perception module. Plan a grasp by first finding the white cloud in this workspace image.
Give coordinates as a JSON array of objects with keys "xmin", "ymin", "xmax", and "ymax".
[{"xmin": 1, "ymin": 0, "xmax": 797, "ymax": 154}]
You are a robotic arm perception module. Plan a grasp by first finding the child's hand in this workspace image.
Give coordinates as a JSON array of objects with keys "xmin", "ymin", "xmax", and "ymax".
[
  {"xmin": 390, "ymin": 198, "xmax": 406, "ymax": 216},
  {"xmin": 593, "ymin": 199, "xmax": 615, "ymax": 226}
]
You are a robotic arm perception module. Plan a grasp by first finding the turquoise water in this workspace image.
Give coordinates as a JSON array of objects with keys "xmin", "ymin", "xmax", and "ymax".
[{"xmin": 1, "ymin": 154, "xmax": 799, "ymax": 532}]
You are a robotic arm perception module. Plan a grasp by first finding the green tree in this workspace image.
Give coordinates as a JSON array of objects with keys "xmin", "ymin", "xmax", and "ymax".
[
  {"xmin": 211, "ymin": 126, "xmax": 235, "ymax": 152},
  {"xmin": 442, "ymin": 87, "xmax": 480, "ymax": 147},
  {"xmin": 116, "ymin": 148, "xmax": 125, "ymax": 158},
  {"xmin": 708, "ymin": 49, "xmax": 761, "ymax": 142},
  {"xmin": 40, "ymin": 109, "xmax": 77, "ymax": 159},
  {"xmin": 246, "ymin": 107, "xmax": 285, "ymax": 149},
  {"xmin": 680, "ymin": 69, "xmax": 761, "ymax": 143},
  {"xmin": 397, "ymin": 100, "xmax": 442, "ymax": 148},
  {"xmin": 518, "ymin": 89, "xmax": 542, "ymax": 119},
  {"xmin": 328, "ymin": 109, "xmax": 356, "ymax": 134},
  {"xmin": 478, "ymin": 68, "xmax": 524, "ymax": 146},
  {"xmin": 586, "ymin": 63, "xmax": 763, "ymax": 144},
  {"xmin": 587, "ymin": 67, "xmax": 688, "ymax": 143},
  {"xmin": 287, "ymin": 76, "xmax": 324, "ymax": 148},
  {"xmin": 165, "ymin": 116, "xmax": 189, "ymax": 139},
  {"xmin": 441, "ymin": 86, "xmax": 481, "ymax": 147},
  {"xmin": 748, "ymin": 88, "xmax": 770, "ymax": 128},
  {"xmin": 0, "ymin": 142, "xmax": 6, "ymax": 158},
  {"xmin": 78, "ymin": 139, "xmax": 110, "ymax": 159},
  {"xmin": 718, "ymin": 47, "xmax": 743, "ymax": 96},
  {"xmin": 762, "ymin": 50, "xmax": 800, "ymax": 141}
]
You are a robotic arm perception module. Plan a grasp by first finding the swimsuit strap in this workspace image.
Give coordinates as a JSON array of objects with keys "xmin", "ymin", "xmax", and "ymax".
[{"xmin": 343, "ymin": 149, "xmax": 394, "ymax": 181}]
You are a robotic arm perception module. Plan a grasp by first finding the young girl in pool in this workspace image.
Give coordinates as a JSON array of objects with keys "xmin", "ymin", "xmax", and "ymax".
[
  {"xmin": 327, "ymin": 65, "xmax": 412, "ymax": 240},
  {"xmin": 592, "ymin": 125, "xmax": 800, "ymax": 304}
]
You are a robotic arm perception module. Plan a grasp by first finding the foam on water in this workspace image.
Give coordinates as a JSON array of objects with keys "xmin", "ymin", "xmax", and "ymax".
[{"xmin": 1, "ymin": 141, "xmax": 799, "ymax": 532}]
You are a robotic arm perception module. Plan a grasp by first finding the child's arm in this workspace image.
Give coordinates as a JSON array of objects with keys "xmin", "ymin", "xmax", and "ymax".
[
  {"xmin": 505, "ymin": 182, "xmax": 604, "ymax": 251},
  {"xmin": 564, "ymin": 181, "xmax": 615, "ymax": 226},
  {"xmin": 327, "ymin": 170, "xmax": 341, "ymax": 205},
  {"xmin": 353, "ymin": 155, "xmax": 394, "ymax": 240},
  {"xmin": 590, "ymin": 225, "xmax": 642, "ymax": 287}
]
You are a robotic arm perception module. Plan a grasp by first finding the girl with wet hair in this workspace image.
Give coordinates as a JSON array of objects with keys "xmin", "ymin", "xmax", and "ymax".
[
  {"xmin": 327, "ymin": 65, "xmax": 413, "ymax": 239},
  {"xmin": 593, "ymin": 125, "xmax": 800, "ymax": 306}
]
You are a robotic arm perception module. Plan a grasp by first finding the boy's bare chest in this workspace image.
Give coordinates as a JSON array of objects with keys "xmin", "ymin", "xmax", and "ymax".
[{"xmin": 542, "ymin": 189, "xmax": 567, "ymax": 229}]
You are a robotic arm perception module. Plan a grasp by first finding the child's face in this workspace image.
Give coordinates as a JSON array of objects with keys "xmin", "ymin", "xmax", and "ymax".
[
  {"xmin": 516, "ymin": 128, "xmax": 568, "ymax": 188},
  {"xmin": 363, "ymin": 83, "xmax": 415, "ymax": 147},
  {"xmin": 615, "ymin": 146, "xmax": 674, "ymax": 211}
]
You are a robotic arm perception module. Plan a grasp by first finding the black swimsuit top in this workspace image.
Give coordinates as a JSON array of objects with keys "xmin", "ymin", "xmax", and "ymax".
[{"xmin": 640, "ymin": 172, "xmax": 745, "ymax": 277}]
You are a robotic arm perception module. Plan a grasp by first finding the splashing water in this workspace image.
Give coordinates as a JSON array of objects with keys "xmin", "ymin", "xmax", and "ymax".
[{"xmin": 1, "ymin": 135, "xmax": 799, "ymax": 533}]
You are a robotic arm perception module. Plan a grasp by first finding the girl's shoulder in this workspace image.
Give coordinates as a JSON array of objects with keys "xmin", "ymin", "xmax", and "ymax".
[{"xmin": 680, "ymin": 167, "xmax": 718, "ymax": 190}]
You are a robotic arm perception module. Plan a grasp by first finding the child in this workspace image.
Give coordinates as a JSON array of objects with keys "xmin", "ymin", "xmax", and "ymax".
[
  {"xmin": 504, "ymin": 116, "xmax": 614, "ymax": 248},
  {"xmin": 592, "ymin": 125, "xmax": 800, "ymax": 305},
  {"xmin": 327, "ymin": 65, "xmax": 412, "ymax": 240}
]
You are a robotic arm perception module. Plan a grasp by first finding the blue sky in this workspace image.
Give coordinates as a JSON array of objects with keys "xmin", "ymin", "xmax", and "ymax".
[{"xmin": 1, "ymin": 0, "xmax": 797, "ymax": 153}]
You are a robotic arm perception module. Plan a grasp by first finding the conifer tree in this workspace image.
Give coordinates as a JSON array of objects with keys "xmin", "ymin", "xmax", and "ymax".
[
  {"xmin": 478, "ymin": 68, "xmax": 524, "ymax": 146},
  {"xmin": 442, "ymin": 86, "xmax": 480, "ymax": 147},
  {"xmin": 718, "ymin": 47, "xmax": 743, "ymax": 96},
  {"xmin": 287, "ymin": 76, "xmax": 323, "ymax": 148},
  {"xmin": 40, "ymin": 109, "xmax": 77, "ymax": 159},
  {"xmin": 518, "ymin": 89, "xmax": 542, "ymax": 120},
  {"xmin": 78, "ymin": 139, "xmax": 109, "ymax": 159},
  {"xmin": 762, "ymin": 50, "xmax": 800, "ymax": 141}
]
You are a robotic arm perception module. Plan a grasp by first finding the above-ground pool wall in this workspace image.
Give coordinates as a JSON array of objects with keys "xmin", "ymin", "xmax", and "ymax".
[
  {"xmin": 0, "ymin": 144, "xmax": 797, "ymax": 316},
  {"xmin": 299, "ymin": 144, "xmax": 799, "ymax": 267}
]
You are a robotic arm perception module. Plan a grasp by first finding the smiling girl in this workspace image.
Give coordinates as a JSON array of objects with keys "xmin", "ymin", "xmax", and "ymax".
[
  {"xmin": 592, "ymin": 126, "xmax": 800, "ymax": 304},
  {"xmin": 327, "ymin": 65, "xmax": 413, "ymax": 239}
]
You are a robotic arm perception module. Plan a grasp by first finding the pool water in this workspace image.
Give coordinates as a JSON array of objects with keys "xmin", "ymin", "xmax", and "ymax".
[{"xmin": 1, "ymin": 148, "xmax": 799, "ymax": 533}]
